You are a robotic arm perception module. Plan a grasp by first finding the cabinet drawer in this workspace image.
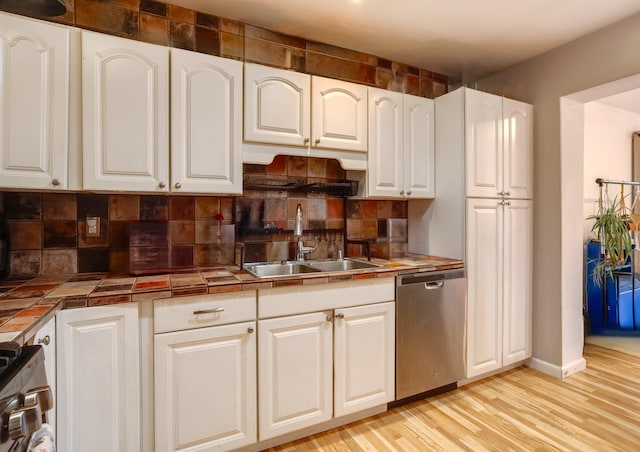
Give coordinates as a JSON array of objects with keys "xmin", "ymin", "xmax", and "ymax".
[
  {"xmin": 154, "ymin": 291, "xmax": 256, "ymax": 333},
  {"xmin": 258, "ymin": 279, "xmax": 395, "ymax": 318}
]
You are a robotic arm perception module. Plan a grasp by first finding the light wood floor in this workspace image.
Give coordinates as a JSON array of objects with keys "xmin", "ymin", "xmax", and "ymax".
[{"xmin": 266, "ymin": 344, "xmax": 640, "ymax": 451}]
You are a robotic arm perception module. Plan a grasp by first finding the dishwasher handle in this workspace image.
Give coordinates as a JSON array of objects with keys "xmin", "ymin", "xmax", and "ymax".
[{"xmin": 424, "ymin": 280, "xmax": 444, "ymax": 290}]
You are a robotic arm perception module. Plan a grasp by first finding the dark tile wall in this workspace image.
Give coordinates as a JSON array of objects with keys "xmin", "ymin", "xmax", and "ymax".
[
  {"xmin": 1, "ymin": 157, "xmax": 407, "ymax": 276},
  {"xmin": 240, "ymin": 156, "xmax": 408, "ymax": 262},
  {"xmin": 12, "ymin": 0, "xmax": 449, "ymax": 98},
  {"xmin": 2, "ymin": 192, "xmax": 233, "ymax": 277}
]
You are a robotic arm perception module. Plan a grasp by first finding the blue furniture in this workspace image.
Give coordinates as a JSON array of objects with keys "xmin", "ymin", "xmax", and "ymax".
[{"xmin": 585, "ymin": 241, "xmax": 640, "ymax": 332}]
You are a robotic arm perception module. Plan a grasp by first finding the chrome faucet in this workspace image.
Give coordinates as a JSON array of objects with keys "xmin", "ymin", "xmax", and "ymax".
[{"xmin": 294, "ymin": 203, "xmax": 316, "ymax": 261}]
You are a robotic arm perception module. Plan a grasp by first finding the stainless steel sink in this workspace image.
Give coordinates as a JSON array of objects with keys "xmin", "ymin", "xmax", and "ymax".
[
  {"xmin": 244, "ymin": 261, "xmax": 321, "ymax": 278},
  {"xmin": 244, "ymin": 258, "xmax": 383, "ymax": 279},
  {"xmin": 302, "ymin": 258, "xmax": 383, "ymax": 272}
]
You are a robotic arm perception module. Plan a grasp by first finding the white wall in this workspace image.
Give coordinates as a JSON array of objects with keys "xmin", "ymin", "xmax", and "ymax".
[
  {"xmin": 476, "ymin": 11, "xmax": 640, "ymax": 376},
  {"xmin": 583, "ymin": 102, "xmax": 640, "ymax": 240}
]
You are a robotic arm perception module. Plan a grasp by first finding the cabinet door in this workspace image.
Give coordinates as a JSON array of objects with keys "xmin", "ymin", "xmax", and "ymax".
[
  {"xmin": 311, "ymin": 76, "xmax": 367, "ymax": 152},
  {"xmin": 368, "ymin": 87, "xmax": 403, "ymax": 197},
  {"xmin": 0, "ymin": 13, "xmax": 70, "ymax": 189},
  {"xmin": 57, "ymin": 303, "xmax": 140, "ymax": 452},
  {"xmin": 334, "ymin": 302, "xmax": 395, "ymax": 417},
  {"xmin": 33, "ymin": 316, "xmax": 56, "ymax": 439},
  {"xmin": 465, "ymin": 89, "xmax": 502, "ymax": 198},
  {"xmin": 503, "ymin": 98, "xmax": 533, "ymax": 199},
  {"xmin": 502, "ymin": 199, "xmax": 533, "ymax": 365},
  {"xmin": 244, "ymin": 63, "xmax": 310, "ymax": 146},
  {"xmin": 466, "ymin": 198, "xmax": 503, "ymax": 378},
  {"xmin": 82, "ymin": 31, "xmax": 169, "ymax": 191},
  {"xmin": 404, "ymin": 94, "xmax": 435, "ymax": 198},
  {"xmin": 154, "ymin": 321, "xmax": 257, "ymax": 451},
  {"xmin": 171, "ymin": 49, "xmax": 242, "ymax": 194},
  {"xmin": 258, "ymin": 312, "xmax": 332, "ymax": 440}
]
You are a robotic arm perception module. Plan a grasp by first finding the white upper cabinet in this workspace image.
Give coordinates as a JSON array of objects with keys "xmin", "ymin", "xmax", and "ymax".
[
  {"xmin": 503, "ymin": 98, "xmax": 533, "ymax": 199},
  {"xmin": 244, "ymin": 63, "xmax": 369, "ymax": 170},
  {"xmin": 465, "ymin": 89, "xmax": 503, "ymax": 198},
  {"xmin": 404, "ymin": 94, "xmax": 435, "ymax": 198},
  {"xmin": 244, "ymin": 63, "xmax": 310, "ymax": 147},
  {"xmin": 368, "ymin": 88, "xmax": 435, "ymax": 198},
  {"xmin": 82, "ymin": 30, "xmax": 169, "ymax": 192},
  {"xmin": 0, "ymin": 12, "xmax": 79, "ymax": 190},
  {"xmin": 311, "ymin": 76, "xmax": 367, "ymax": 152},
  {"xmin": 171, "ymin": 49, "xmax": 242, "ymax": 194},
  {"xmin": 465, "ymin": 89, "xmax": 533, "ymax": 199},
  {"xmin": 368, "ymin": 88, "xmax": 403, "ymax": 197}
]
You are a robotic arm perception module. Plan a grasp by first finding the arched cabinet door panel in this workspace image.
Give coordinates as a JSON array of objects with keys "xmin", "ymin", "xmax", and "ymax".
[
  {"xmin": 0, "ymin": 13, "xmax": 76, "ymax": 189},
  {"xmin": 82, "ymin": 30, "xmax": 169, "ymax": 191}
]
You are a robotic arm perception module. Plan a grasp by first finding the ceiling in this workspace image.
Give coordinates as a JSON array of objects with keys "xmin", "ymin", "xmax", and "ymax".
[
  {"xmin": 170, "ymin": 0, "xmax": 640, "ymax": 81},
  {"xmin": 598, "ymin": 89, "xmax": 640, "ymax": 114}
]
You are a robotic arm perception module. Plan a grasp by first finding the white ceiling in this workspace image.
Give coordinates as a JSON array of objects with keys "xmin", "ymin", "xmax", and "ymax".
[
  {"xmin": 598, "ymin": 89, "xmax": 640, "ymax": 114},
  {"xmin": 170, "ymin": 0, "xmax": 640, "ymax": 81}
]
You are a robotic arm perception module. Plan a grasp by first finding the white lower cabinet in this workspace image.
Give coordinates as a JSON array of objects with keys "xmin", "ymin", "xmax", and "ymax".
[
  {"xmin": 334, "ymin": 302, "xmax": 395, "ymax": 417},
  {"xmin": 33, "ymin": 316, "xmax": 56, "ymax": 441},
  {"xmin": 465, "ymin": 198, "xmax": 532, "ymax": 378},
  {"xmin": 155, "ymin": 321, "xmax": 257, "ymax": 451},
  {"xmin": 153, "ymin": 291, "xmax": 257, "ymax": 452},
  {"xmin": 258, "ymin": 312, "xmax": 333, "ymax": 440},
  {"xmin": 257, "ymin": 280, "xmax": 395, "ymax": 441},
  {"xmin": 56, "ymin": 303, "xmax": 140, "ymax": 452}
]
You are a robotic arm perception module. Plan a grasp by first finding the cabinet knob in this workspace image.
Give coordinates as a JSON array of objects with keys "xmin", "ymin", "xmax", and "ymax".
[
  {"xmin": 400, "ymin": 190, "xmax": 405, "ymax": 195},
  {"xmin": 504, "ymin": 200, "xmax": 512, "ymax": 206},
  {"xmin": 315, "ymin": 139, "xmax": 320, "ymax": 145},
  {"xmin": 407, "ymin": 191, "xmax": 412, "ymax": 196},
  {"xmin": 37, "ymin": 335, "xmax": 50, "ymax": 346},
  {"xmin": 505, "ymin": 191, "xmax": 511, "ymax": 196},
  {"xmin": 304, "ymin": 138, "xmax": 310, "ymax": 144},
  {"xmin": 9, "ymin": 404, "xmax": 41, "ymax": 440},
  {"xmin": 326, "ymin": 314, "xmax": 333, "ymax": 322},
  {"xmin": 174, "ymin": 182, "xmax": 182, "ymax": 189},
  {"xmin": 247, "ymin": 327, "xmax": 254, "ymax": 334},
  {"xmin": 158, "ymin": 181, "xmax": 166, "ymax": 189},
  {"xmin": 51, "ymin": 178, "xmax": 60, "ymax": 186},
  {"xmin": 335, "ymin": 313, "xmax": 345, "ymax": 319}
]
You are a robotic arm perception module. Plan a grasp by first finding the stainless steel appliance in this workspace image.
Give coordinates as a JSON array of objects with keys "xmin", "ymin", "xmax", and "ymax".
[
  {"xmin": 0, "ymin": 343, "xmax": 52, "ymax": 452},
  {"xmin": 395, "ymin": 269, "xmax": 466, "ymax": 402}
]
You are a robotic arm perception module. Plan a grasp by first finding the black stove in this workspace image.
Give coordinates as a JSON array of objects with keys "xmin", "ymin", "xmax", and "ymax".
[{"xmin": 0, "ymin": 343, "xmax": 51, "ymax": 452}]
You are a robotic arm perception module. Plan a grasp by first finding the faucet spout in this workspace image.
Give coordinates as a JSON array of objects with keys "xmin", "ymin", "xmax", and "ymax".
[
  {"xmin": 293, "ymin": 204, "xmax": 316, "ymax": 261},
  {"xmin": 294, "ymin": 203, "xmax": 303, "ymax": 239}
]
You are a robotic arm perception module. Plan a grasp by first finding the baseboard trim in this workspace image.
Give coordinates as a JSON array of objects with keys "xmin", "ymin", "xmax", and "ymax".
[{"xmin": 527, "ymin": 356, "xmax": 586, "ymax": 379}]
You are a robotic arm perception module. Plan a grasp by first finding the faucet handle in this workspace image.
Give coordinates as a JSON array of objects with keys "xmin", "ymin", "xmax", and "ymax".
[{"xmin": 338, "ymin": 249, "xmax": 343, "ymax": 260}]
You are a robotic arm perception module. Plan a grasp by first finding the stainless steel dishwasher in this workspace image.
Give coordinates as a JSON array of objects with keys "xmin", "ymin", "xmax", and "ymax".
[{"xmin": 395, "ymin": 269, "xmax": 466, "ymax": 402}]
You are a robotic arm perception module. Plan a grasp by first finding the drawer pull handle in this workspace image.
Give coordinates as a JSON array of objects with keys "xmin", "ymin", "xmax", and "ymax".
[
  {"xmin": 193, "ymin": 307, "xmax": 225, "ymax": 316},
  {"xmin": 247, "ymin": 327, "xmax": 254, "ymax": 334},
  {"xmin": 37, "ymin": 335, "xmax": 50, "ymax": 346}
]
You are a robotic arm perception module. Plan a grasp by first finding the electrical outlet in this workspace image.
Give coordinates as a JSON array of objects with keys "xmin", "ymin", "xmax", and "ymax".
[{"xmin": 86, "ymin": 216, "xmax": 100, "ymax": 238}]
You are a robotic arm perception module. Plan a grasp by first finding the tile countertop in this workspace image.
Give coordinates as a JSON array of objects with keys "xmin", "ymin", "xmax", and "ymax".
[{"xmin": 0, "ymin": 254, "xmax": 463, "ymax": 345}]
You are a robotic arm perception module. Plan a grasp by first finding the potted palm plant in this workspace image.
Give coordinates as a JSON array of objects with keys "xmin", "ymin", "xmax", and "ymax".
[{"xmin": 587, "ymin": 197, "xmax": 633, "ymax": 285}]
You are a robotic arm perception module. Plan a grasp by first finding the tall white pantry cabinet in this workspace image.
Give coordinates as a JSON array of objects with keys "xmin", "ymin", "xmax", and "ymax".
[{"xmin": 415, "ymin": 87, "xmax": 533, "ymax": 379}]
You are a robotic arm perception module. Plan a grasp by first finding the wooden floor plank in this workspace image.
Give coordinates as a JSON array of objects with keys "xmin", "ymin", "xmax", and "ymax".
[{"xmin": 266, "ymin": 344, "xmax": 640, "ymax": 451}]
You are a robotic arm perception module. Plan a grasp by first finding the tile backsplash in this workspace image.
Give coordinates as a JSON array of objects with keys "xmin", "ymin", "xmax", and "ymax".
[
  {"xmin": 1, "ymin": 157, "xmax": 408, "ymax": 277},
  {"xmin": 2, "ymin": 191, "xmax": 233, "ymax": 277},
  {"xmin": 10, "ymin": 1, "xmax": 449, "ymax": 98}
]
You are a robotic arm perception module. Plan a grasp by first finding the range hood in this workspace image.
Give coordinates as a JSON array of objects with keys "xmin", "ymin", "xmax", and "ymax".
[{"xmin": 0, "ymin": 0, "xmax": 67, "ymax": 17}]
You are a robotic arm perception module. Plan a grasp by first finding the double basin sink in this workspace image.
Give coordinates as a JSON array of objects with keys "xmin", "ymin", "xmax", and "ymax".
[{"xmin": 245, "ymin": 258, "xmax": 383, "ymax": 278}]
